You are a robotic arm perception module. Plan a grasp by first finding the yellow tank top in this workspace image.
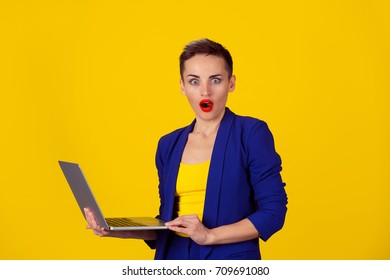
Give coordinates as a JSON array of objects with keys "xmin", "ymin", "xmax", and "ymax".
[{"xmin": 175, "ymin": 160, "xmax": 210, "ymax": 221}]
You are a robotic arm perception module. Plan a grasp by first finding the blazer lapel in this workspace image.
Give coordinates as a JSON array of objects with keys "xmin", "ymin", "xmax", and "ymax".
[
  {"xmin": 156, "ymin": 121, "xmax": 195, "ymax": 260},
  {"xmin": 202, "ymin": 108, "xmax": 235, "ymax": 227},
  {"xmin": 201, "ymin": 108, "xmax": 235, "ymax": 259},
  {"xmin": 163, "ymin": 120, "xmax": 196, "ymax": 221},
  {"xmin": 164, "ymin": 109, "xmax": 235, "ymax": 222},
  {"xmin": 161, "ymin": 108, "xmax": 235, "ymax": 260}
]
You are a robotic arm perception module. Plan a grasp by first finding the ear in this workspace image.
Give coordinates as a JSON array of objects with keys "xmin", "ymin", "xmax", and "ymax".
[
  {"xmin": 228, "ymin": 75, "xmax": 236, "ymax": 92},
  {"xmin": 180, "ymin": 78, "xmax": 186, "ymax": 95}
]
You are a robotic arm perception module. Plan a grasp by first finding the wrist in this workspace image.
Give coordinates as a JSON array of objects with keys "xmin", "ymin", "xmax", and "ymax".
[{"xmin": 205, "ymin": 228, "xmax": 217, "ymax": 245}]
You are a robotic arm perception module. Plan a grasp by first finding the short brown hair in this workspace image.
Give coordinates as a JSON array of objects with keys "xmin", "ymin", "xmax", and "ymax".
[{"xmin": 179, "ymin": 38, "xmax": 233, "ymax": 79}]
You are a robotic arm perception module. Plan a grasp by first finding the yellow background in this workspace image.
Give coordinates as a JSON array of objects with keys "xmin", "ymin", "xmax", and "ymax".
[{"xmin": 0, "ymin": 0, "xmax": 389, "ymax": 260}]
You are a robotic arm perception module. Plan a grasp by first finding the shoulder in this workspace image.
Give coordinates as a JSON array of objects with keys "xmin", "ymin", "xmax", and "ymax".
[
  {"xmin": 229, "ymin": 110, "xmax": 277, "ymax": 153},
  {"xmin": 158, "ymin": 125, "xmax": 189, "ymax": 147},
  {"xmin": 155, "ymin": 125, "xmax": 189, "ymax": 167},
  {"xmin": 234, "ymin": 113, "xmax": 266, "ymax": 127},
  {"xmin": 230, "ymin": 111, "xmax": 270, "ymax": 135},
  {"xmin": 156, "ymin": 120, "xmax": 194, "ymax": 158}
]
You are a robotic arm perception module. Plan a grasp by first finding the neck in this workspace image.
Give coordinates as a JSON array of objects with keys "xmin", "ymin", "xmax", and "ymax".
[{"xmin": 193, "ymin": 109, "xmax": 226, "ymax": 136}]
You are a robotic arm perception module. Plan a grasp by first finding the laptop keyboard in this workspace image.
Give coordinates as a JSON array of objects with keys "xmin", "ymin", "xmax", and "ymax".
[{"xmin": 106, "ymin": 218, "xmax": 145, "ymax": 227}]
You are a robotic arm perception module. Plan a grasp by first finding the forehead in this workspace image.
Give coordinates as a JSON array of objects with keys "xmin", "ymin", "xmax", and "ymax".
[{"xmin": 183, "ymin": 54, "xmax": 228, "ymax": 76}]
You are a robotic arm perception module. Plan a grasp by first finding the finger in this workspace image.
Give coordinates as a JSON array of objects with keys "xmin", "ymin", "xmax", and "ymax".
[
  {"xmin": 85, "ymin": 213, "xmax": 96, "ymax": 228},
  {"xmin": 85, "ymin": 212, "xmax": 104, "ymax": 234},
  {"xmin": 84, "ymin": 208, "xmax": 92, "ymax": 222},
  {"xmin": 84, "ymin": 208, "xmax": 99, "ymax": 228},
  {"xmin": 166, "ymin": 218, "xmax": 190, "ymax": 227},
  {"xmin": 95, "ymin": 227, "xmax": 111, "ymax": 237},
  {"xmin": 166, "ymin": 214, "xmax": 198, "ymax": 226},
  {"xmin": 168, "ymin": 225, "xmax": 190, "ymax": 235}
]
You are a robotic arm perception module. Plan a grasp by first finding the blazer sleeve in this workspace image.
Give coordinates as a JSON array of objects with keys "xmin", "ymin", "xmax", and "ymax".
[
  {"xmin": 144, "ymin": 138, "xmax": 165, "ymax": 249},
  {"xmin": 246, "ymin": 121, "xmax": 288, "ymax": 241}
]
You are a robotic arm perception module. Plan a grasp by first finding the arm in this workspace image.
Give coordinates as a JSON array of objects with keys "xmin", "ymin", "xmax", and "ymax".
[
  {"xmin": 166, "ymin": 121, "xmax": 287, "ymax": 245},
  {"xmin": 166, "ymin": 215, "xmax": 258, "ymax": 245},
  {"xmin": 84, "ymin": 208, "xmax": 156, "ymax": 240},
  {"xmin": 246, "ymin": 122, "xmax": 288, "ymax": 241}
]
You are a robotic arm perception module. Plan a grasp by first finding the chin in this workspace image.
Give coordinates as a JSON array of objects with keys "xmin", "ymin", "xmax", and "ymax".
[{"xmin": 198, "ymin": 108, "xmax": 224, "ymax": 120}]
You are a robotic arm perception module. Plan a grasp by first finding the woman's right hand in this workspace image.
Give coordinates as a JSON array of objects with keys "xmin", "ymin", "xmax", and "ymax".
[
  {"xmin": 84, "ymin": 208, "xmax": 115, "ymax": 237},
  {"xmin": 83, "ymin": 208, "xmax": 157, "ymax": 240}
]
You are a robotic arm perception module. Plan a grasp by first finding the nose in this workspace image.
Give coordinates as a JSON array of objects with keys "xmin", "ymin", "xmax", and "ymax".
[{"xmin": 200, "ymin": 84, "xmax": 211, "ymax": 97}]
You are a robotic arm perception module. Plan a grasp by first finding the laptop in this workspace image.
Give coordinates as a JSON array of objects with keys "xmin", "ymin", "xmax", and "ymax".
[{"xmin": 58, "ymin": 160, "xmax": 168, "ymax": 231}]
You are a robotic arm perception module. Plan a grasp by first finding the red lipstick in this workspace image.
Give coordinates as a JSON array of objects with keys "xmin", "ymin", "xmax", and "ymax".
[{"xmin": 199, "ymin": 99, "xmax": 214, "ymax": 112}]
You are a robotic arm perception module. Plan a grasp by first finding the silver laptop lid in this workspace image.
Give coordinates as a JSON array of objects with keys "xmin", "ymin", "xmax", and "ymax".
[{"xmin": 59, "ymin": 161, "xmax": 109, "ymax": 229}]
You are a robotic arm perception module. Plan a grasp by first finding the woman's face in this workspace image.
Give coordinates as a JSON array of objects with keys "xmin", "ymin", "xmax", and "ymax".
[{"xmin": 180, "ymin": 54, "xmax": 236, "ymax": 122}]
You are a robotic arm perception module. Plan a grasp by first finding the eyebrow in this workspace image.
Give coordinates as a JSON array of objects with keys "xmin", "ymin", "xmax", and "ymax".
[
  {"xmin": 186, "ymin": 74, "xmax": 223, "ymax": 79},
  {"xmin": 186, "ymin": 74, "xmax": 200, "ymax": 78}
]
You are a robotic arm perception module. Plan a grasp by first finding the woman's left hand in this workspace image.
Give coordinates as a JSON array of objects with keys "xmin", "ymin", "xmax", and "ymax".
[{"xmin": 165, "ymin": 214, "xmax": 212, "ymax": 245}]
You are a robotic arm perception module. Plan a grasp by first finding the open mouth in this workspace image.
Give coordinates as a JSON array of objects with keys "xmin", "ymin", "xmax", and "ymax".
[{"xmin": 199, "ymin": 99, "xmax": 214, "ymax": 112}]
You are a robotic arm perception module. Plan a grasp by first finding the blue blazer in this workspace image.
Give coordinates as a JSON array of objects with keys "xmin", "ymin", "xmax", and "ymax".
[{"xmin": 148, "ymin": 108, "xmax": 287, "ymax": 259}]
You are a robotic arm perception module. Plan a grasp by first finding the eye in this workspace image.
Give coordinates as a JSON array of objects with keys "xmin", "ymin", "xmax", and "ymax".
[
  {"xmin": 189, "ymin": 79, "xmax": 199, "ymax": 85},
  {"xmin": 211, "ymin": 78, "xmax": 221, "ymax": 84}
]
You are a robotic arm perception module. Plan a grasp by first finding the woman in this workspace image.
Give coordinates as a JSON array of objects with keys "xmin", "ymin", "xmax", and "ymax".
[{"xmin": 85, "ymin": 38, "xmax": 287, "ymax": 260}]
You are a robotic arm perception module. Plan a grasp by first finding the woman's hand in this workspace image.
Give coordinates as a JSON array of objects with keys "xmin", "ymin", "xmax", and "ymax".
[
  {"xmin": 166, "ymin": 215, "xmax": 259, "ymax": 246},
  {"xmin": 165, "ymin": 214, "xmax": 213, "ymax": 245},
  {"xmin": 84, "ymin": 208, "xmax": 157, "ymax": 240},
  {"xmin": 84, "ymin": 208, "xmax": 117, "ymax": 237}
]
